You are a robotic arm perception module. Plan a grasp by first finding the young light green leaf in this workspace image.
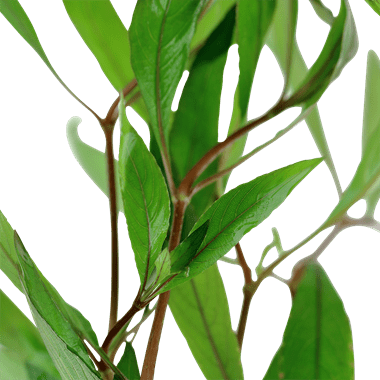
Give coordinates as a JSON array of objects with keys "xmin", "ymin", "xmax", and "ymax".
[
  {"xmin": 169, "ymin": 265, "xmax": 244, "ymax": 380},
  {"xmin": 237, "ymin": 0, "xmax": 276, "ymax": 118},
  {"xmin": 117, "ymin": 342, "xmax": 140, "ymax": 380},
  {"xmin": 364, "ymin": 0, "xmax": 380, "ymax": 16},
  {"xmin": 0, "ymin": 210, "xmax": 23, "ymax": 291},
  {"xmin": 0, "ymin": 289, "xmax": 60, "ymax": 379},
  {"xmin": 287, "ymin": 0, "xmax": 358, "ymax": 108},
  {"xmin": 62, "ymin": 0, "xmax": 133, "ymax": 92},
  {"xmin": 168, "ymin": 159, "xmax": 322, "ymax": 290},
  {"xmin": 264, "ymin": 262, "xmax": 354, "ymax": 379},
  {"xmin": 129, "ymin": 0, "xmax": 204, "ymax": 150},
  {"xmin": 118, "ymin": 96, "xmax": 170, "ymax": 285},
  {"xmin": 66, "ymin": 117, "xmax": 124, "ymax": 213},
  {"xmin": 152, "ymin": 248, "xmax": 171, "ymax": 289},
  {"xmin": 309, "ymin": 0, "xmax": 335, "ymax": 25}
]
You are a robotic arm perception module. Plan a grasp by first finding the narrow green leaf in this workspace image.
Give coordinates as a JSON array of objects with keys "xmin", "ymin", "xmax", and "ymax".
[
  {"xmin": 66, "ymin": 117, "xmax": 124, "ymax": 213},
  {"xmin": 288, "ymin": 0, "xmax": 358, "ymax": 108},
  {"xmin": 264, "ymin": 261, "xmax": 354, "ymax": 379},
  {"xmin": 168, "ymin": 159, "xmax": 322, "ymax": 290},
  {"xmin": 118, "ymin": 96, "xmax": 170, "ymax": 285},
  {"xmin": 0, "ymin": 210, "xmax": 22, "ymax": 291},
  {"xmin": 153, "ymin": 248, "xmax": 171, "ymax": 287},
  {"xmin": 170, "ymin": 5, "xmax": 236, "ymax": 237},
  {"xmin": 364, "ymin": 0, "xmax": 380, "ymax": 16},
  {"xmin": 117, "ymin": 342, "xmax": 140, "ymax": 380},
  {"xmin": 62, "ymin": 0, "xmax": 133, "ymax": 92},
  {"xmin": 309, "ymin": 0, "xmax": 335, "ymax": 25},
  {"xmin": 169, "ymin": 265, "xmax": 243, "ymax": 380},
  {"xmin": 129, "ymin": 0, "xmax": 204, "ymax": 150},
  {"xmin": 0, "ymin": 289, "xmax": 60, "ymax": 379},
  {"xmin": 237, "ymin": 0, "xmax": 276, "ymax": 118}
]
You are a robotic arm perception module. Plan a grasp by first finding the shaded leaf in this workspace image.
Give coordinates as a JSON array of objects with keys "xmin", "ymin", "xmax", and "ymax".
[
  {"xmin": 237, "ymin": 0, "xmax": 276, "ymax": 118},
  {"xmin": 264, "ymin": 261, "xmax": 354, "ymax": 379},
  {"xmin": 66, "ymin": 117, "xmax": 124, "ymax": 213},
  {"xmin": 63, "ymin": 0, "xmax": 133, "ymax": 91},
  {"xmin": 118, "ymin": 96, "xmax": 170, "ymax": 285},
  {"xmin": 288, "ymin": 0, "xmax": 358, "ymax": 108},
  {"xmin": 364, "ymin": 0, "xmax": 380, "ymax": 16},
  {"xmin": 169, "ymin": 265, "xmax": 243, "ymax": 380},
  {"xmin": 0, "ymin": 210, "xmax": 22, "ymax": 291},
  {"xmin": 167, "ymin": 159, "xmax": 322, "ymax": 290},
  {"xmin": 129, "ymin": 0, "xmax": 204, "ymax": 150},
  {"xmin": 309, "ymin": 0, "xmax": 335, "ymax": 25},
  {"xmin": 117, "ymin": 342, "xmax": 140, "ymax": 380},
  {"xmin": 0, "ymin": 289, "xmax": 60, "ymax": 379}
]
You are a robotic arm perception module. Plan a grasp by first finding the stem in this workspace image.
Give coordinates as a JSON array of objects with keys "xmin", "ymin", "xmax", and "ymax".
[
  {"xmin": 103, "ymin": 126, "xmax": 119, "ymax": 331},
  {"xmin": 140, "ymin": 200, "xmax": 187, "ymax": 380}
]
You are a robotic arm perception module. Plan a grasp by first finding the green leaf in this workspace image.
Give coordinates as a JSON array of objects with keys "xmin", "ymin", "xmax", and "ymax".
[
  {"xmin": 0, "ymin": 210, "xmax": 23, "ymax": 291},
  {"xmin": 169, "ymin": 265, "xmax": 243, "ymax": 380},
  {"xmin": 129, "ymin": 0, "xmax": 204, "ymax": 150},
  {"xmin": 118, "ymin": 96, "xmax": 170, "ymax": 285},
  {"xmin": 62, "ymin": 0, "xmax": 133, "ymax": 92},
  {"xmin": 264, "ymin": 261, "xmax": 354, "ymax": 379},
  {"xmin": 237, "ymin": 0, "xmax": 276, "ymax": 118},
  {"xmin": 117, "ymin": 342, "xmax": 140, "ymax": 380},
  {"xmin": 66, "ymin": 117, "xmax": 124, "ymax": 213},
  {"xmin": 309, "ymin": 0, "xmax": 335, "ymax": 25},
  {"xmin": 0, "ymin": 289, "xmax": 61, "ymax": 379},
  {"xmin": 288, "ymin": 0, "xmax": 358, "ymax": 108},
  {"xmin": 170, "ymin": 5, "xmax": 236, "ymax": 237},
  {"xmin": 168, "ymin": 159, "xmax": 322, "ymax": 290},
  {"xmin": 364, "ymin": 0, "xmax": 380, "ymax": 16}
]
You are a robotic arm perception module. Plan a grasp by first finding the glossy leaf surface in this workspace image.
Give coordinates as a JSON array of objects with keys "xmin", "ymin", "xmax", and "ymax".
[
  {"xmin": 167, "ymin": 159, "xmax": 322, "ymax": 290},
  {"xmin": 237, "ymin": 0, "xmax": 276, "ymax": 117},
  {"xmin": 264, "ymin": 262, "xmax": 354, "ymax": 379},
  {"xmin": 288, "ymin": 0, "xmax": 358, "ymax": 108},
  {"xmin": 0, "ymin": 210, "xmax": 23, "ymax": 291},
  {"xmin": 0, "ymin": 289, "xmax": 60, "ymax": 379},
  {"xmin": 63, "ymin": 0, "xmax": 133, "ymax": 91},
  {"xmin": 119, "ymin": 97, "xmax": 170, "ymax": 284},
  {"xmin": 117, "ymin": 342, "xmax": 140, "ymax": 380},
  {"xmin": 169, "ymin": 265, "xmax": 243, "ymax": 380},
  {"xmin": 66, "ymin": 117, "xmax": 123, "ymax": 213},
  {"xmin": 129, "ymin": 0, "xmax": 203, "ymax": 149}
]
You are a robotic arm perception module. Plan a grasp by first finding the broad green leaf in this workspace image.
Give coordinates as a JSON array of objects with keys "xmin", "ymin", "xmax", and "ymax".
[
  {"xmin": 190, "ymin": 0, "xmax": 236, "ymax": 52},
  {"xmin": 63, "ymin": 0, "xmax": 133, "ymax": 92},
  {"xmin": 66, "ymin": 117, "xmax": 124, "ymax": 213},
  {"xmin": 118, "ymin": 96, "xmax": 170, "ymax": 285},
  {"xmin": 0, "ymin": 210, "xmax": 22, "ymax": 291},
  {"xmin": 237, "ymin": 0, "xmax": 276, "ymax": 118},
  {"xmin": 169, "ymin": 265, "xmax": 243, "ymax": 380},
  {"xmin": 129, "ymin": 0, "xmax": 204, "ymax": 150},
  {"xmin": 167, "ymin": 159, "xmax": 322, "ymax": 290},
  {"xmin": 170, "ymin": 6, "xmax": 236, "ymax": 237},
  {"xmin": 309, "ymin": 0, "xmax": 335, "ymax": 25},
  {"xmin": 364, "ymin": 0, "xmax": 380, "ymax": 16},
  {"xmin": 264, "ymin": 261, "xmax": 354, "ymax": 379},
  {"xmin": 117, "ymin": 342, "xmax": 140, "ymax": 380},
  {"xmin": 288, "ymin": 0, "xmax": 358, "ymax": 108},
  {"xmin": 0, "ymin": 289, "xmax": 60, "ymax": 379}
]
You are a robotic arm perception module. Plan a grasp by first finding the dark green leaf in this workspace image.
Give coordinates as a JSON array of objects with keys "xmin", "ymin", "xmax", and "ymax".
[
  {"xmin": 117, "ymin": 342, "xmax": 140, "ymax": 380},
  {"xmin": 264, "ymin": 261, "xmax": 354, "ymax": 379},
  {"xmin": 118, "ymin": 96, "xmax": 170, "ymax": 285},
  {"xmin": 62, "ymin": 0, "xmax": 133, "ymax": 92},
  {"xmin": 237, "ymin": 0, "xmax": 276, "ymax": 118},
  {"xmin": 169, "ymin": 265, "xmax": 243, "ymax": 380},
  {"xmin": 309, "ymin": 0, "xmax": 335, "ymax": 25},
  {"xmin": 288, "ymin": 0, "xmax": 358, "ymax": 108},
  {"xmin": 168, "ymin": 159, "xmax": 322, "ymax": 290},
  {"xmin": 0, "ymin": 289, "xmax": 60, "ymax": 379},
  {"xmin": 129, "ymin": 0, "xmax": 204, "ymax": 150},
  {"xmin": 364, "ymin": 0, "xmax": 380, "ymax": 16},
  {"xmin": 0, "ymin": 210, "xmax": 22, "ymax": 291}
]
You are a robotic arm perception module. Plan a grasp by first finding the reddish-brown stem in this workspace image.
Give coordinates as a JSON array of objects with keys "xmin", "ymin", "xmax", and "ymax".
[
  {"xmin": 178, "ymin": 101, "xmax": 287, "ymax": 196},
  {"xmin": 103, "ymin": 126, "xmax": 120, "ymax": 331}
]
